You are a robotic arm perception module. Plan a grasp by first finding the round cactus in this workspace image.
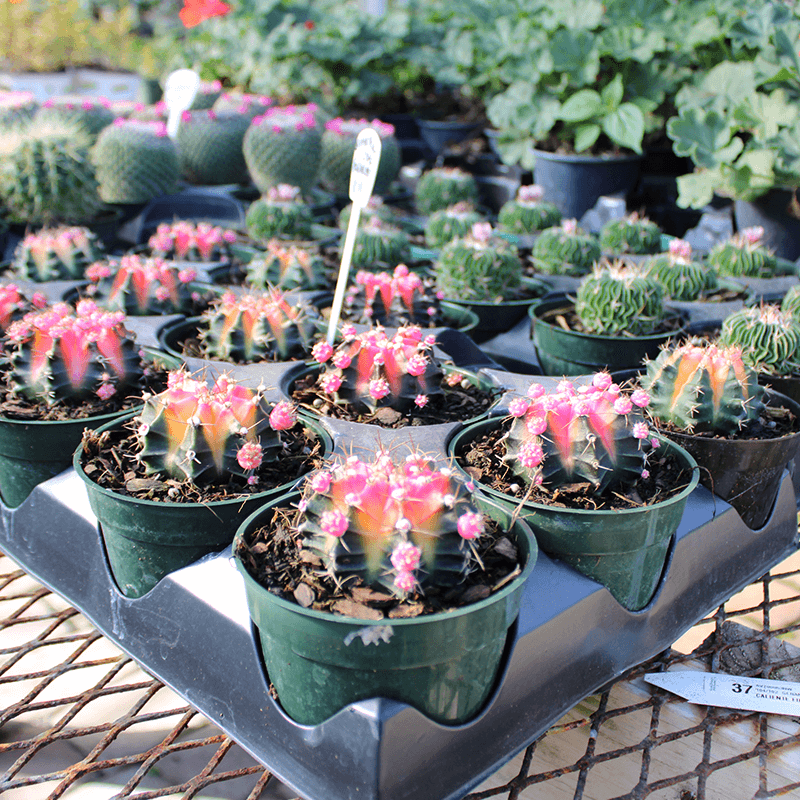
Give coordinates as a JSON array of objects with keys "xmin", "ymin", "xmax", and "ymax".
[
  {"xmin": 781, "ymin": 284, "xmax": 800, "ymax": 320},
  {"xmin": 497, "ymin": 184, "xmax": 561, "ymax": 234},
  {"xmin": 12, "ymin": 226, "xmax": 104, "ymax": 282},
  {"xmin": 0, "ymin": 283, "xmax": 46, "ymax": 331},
  {"xmin": 245, "ymin": 184, "xmax": 315, "ymax": 242},
  {"xmin": 599, "ymin": 213, "xmax": 662, "ymax": 255},
  {"xmin": 350, "ymin": 216, "xmax": 411, "ymax": 269},
  {"xmin": 642, "ymin": 239, "xmax": 716, "ymax": 301},
  {"xmin": 176, "ymin": 108, "xmax": 251, "ymax": 186},
  {"xmin": 245, "ymin": 240, "xmax": 328, "ymax": 292},
  {"xmin": 0, "ymin": 91, "xmax": 38, "ymax": 126},
  {"xmin": 530, "ymin": 219, "xmax": 602, "ymax": 276},
  {"xmin": 34, "ymin": 95, "xmax": 114, "ymax": 142},
  {"xmin": 189, "ymin": 80, "xmax": 223, "ymax": 111},
  {"xmin": 575, "ymin": 260, "xmax": 666, "ymax": 336},
  {"xmin": 707, "ymin": 226, "xmax": 778, "ymax": 278},
  {"xmin": 414, "ymin": 167, "xmax": 479, "ymax": 215},
  {"xmin": 337, "ymin": 195, "xmax": 394, "ymax": 229},
  {"xmin": 424, "ymin": 202, "xmax": 485, "ymax": 248},
  {"xmin": 212, "ymin": 92, "xmax": 273, "ymax": 119}
]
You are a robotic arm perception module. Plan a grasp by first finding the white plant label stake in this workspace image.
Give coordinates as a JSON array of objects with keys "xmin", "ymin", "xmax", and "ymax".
[
  {"xmin": 645, "ymin": 671, "xmax": 800, "ymax": 716},
  {"xmin": 164, "ymin": 68, "xmax": 200, "ymax": 140},
  {"xmin": 326, "ymin": 127, "xmax": 382, "ymax": 345}
]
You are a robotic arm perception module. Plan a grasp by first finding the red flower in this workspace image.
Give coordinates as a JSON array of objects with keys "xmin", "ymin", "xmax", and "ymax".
[
  {"xmin": 304, "ymin": 20, "xmax": 315, "ymax": 30},
  {"xmin": 179, "ymin": 0, "xmax": 231, "ymax": 28}
]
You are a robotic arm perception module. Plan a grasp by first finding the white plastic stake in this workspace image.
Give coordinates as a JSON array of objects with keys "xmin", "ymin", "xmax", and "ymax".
[
  {"xmin": 326, "ymin": 127, "xmax": 382, "ymax": 345},
  {"xmin": 164, "ymin": 68, "xmax": 200, "ymax": 140}
]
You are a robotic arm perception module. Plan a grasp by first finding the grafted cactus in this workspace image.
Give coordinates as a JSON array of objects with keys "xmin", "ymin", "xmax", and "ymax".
[
  {"xmin": 599, "ymin": 212, "xmax": 662, "ymax": 255},
  {"xmin": 707, "ymin": 226, "xmax": 778, "ymax": 278},
  {"xmin": 5, "ymin": 300, "xmax": 144, "ymax": 406},
  {"xmin": 642, "ymin": 342, "xmax": 767, "ymax": 435},
  {"xmin": 148, "ymin": 221, "xmax": 238, "ymax": 263},
  {"xmin": 0, "ymin": 91, "xmax": 38, "ymax": 126},
  {"xmin": 414, "ymin": 166, "xmax": 479, "ymax": 215},
  {"xmin": 497, "ymin": 185, "xmax": 561, "ymax": 234},
  {"xmin": 424, "ymin": 202, "xmax": 484, "ymax": 248},
  {"xmin": 245, "ymin": 184, "xmax": 315, "ymax": 242},
  {"xmin": 718, "ymin": 304, "xmax": 800, "ymax": 376},
  {"xmin": 0, "ymin": 284, "xmax": 45, "ymax": 331},
  {"xmin": 245, "ymin": 240, "xmax": 328, "ymax": 291},
  {"xmin": 13, "ymin": 226, "xmax": 104, "ymax": 282},
  {"xmin": 300, "ymin": 451, "xmax": 486, "ymax": 595},
  {"xmin": 344, "ymin": 265, "xmax": 440, "ymax": 326},
  {"xmin": 530, "ymin": 219, "xmax": 602, "ymax": 275},
  {"xmin": 200, "ymin": 290, "xmax": 318, "ymax": 362},
  {"xmin": 642, "ymin": 239, "xmax": 715, "ymax": 301},
  {"xmin": 575, "ymin": 260, "xmax": 665, "ymax": 336},
  {"xmin": 136, "ymin": 371, "xmax": 296, "ymax": 485},
  {"xmin": 350, "ymin": 215, "xmax": 411, "ymax": 268},
  {"xmin": 504, "ymin": 374, "xmax": 654, "ymax": 495},
  {"xmin": 311, "ymin": 324, "xmax": 444, "ymax": 413},
  {"xmin": 86, "ymin": 255, "xmax": 199, "ymax": 316}
]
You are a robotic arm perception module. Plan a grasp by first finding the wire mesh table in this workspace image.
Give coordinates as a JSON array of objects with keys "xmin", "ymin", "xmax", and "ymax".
[{"xmin": 2, "ymin": 546, "xmax": 799, "ymax": 800}]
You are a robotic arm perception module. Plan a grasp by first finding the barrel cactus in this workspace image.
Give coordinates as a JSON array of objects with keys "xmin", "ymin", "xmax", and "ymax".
[
  {"xmin": 414, "ymin": 167, "xmax": 479, "ymax": 215},
  {"xmin": 12, "ymin": 226, "xmax": 104, "ymax": 282},
  {"xmin": 147, "ymin": 220, "xmax": 237, "ymax": 262},
  {"xmin": 213, "ymin": 92, "xmax": 273, "ymax": 118},
  {"xmin": 599, "ymin": 212, "xmax": 662, "ymax": 255},
  {"xmin": 497, "ymin": 185, "xmax": 561, "ymax": 234},
  {"xmin": 642, "ymin": 239, "xmax": 716, "ymax": 301},
  {"xmin": 0, "ymin": 91, "xmax": 38, "ymax": 126},
  {"xmin": 299, "ymin": 451, "xmax": 489, "ymax": 596},
  {"xmin": 245, "ymin": 240, "xmax": 328, "ymax": 291},
  {"xmin": 245, "ymin": 184, "xmax": 315, "ymax": 242},
  {"xmin": 337, "ymin": 195, "xmax": 394, "ymax": 229},
  {"xmin": 530, "ymin": 219, "xmax": 602, "ymax": 276},
  {"xmin": 34, "ymin": 95, "xmax": 114, "ymax": 142},
  {"xmin": 707, "ymin": 226, "xmax": 778, "ymax": 278},
  {"xmin": 176, "ymin": 108, "xmax": 251, "ymax": 186},
  {"xmin": 189, "ymin": 80, "xmax": 224, "ymax": 110},
  {"xmin": 781, "ymin": 284, "xmax": 800, "ymax": 321},
  {"xmin": 0, "ymin": 284, "xmax": 46, "ymax": 331},
  {"xmin": 350, "ymin": 216, "xmax": 411, "ymax": 269},
  {"xmin": 424, "ymin": 202, "xmax": 485, "ymax": 248}
]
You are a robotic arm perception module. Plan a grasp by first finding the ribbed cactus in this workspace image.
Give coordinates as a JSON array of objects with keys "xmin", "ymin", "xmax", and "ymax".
[
  {"xmin": 86, "ymin": 255, "xmax": 199, "ymax": 316},
  {"xmin": 200, "ymin": 290, "xmax": 319, "ymax": 362},
  {"xmin": 344, "ymin": 265, "xmax": 439, "ymax": 326},
  {"xmin": 5, "ymin": 300, "xmax": 144, "ymax": 406},
  {"xmin": 243, "ymin": 104, "xmax": 322, "ymax": 194},
  {"xmin": 136, "ymin": 371, "xmax": 297, "ymax": 485},
  {"xmin": 599, "ymin": 213, "xmax": 662, "ymax": 255},
  {"xmin": 189, "ymin": 80, "xmax": 223, "ymax": 111},
  {"xmin": 0, "ymin": 91, "xmax": 38, "ymax": 126},
  {"xmin": 642, "ymin": 341, "xmax": 767, "ymax": 435},
  {"xmin": 414, "ymin": 167, "xmax": 480, "ymax": 215},
  {"xmin": 245, "ymin": 240, "xmax": 328, "ymax": 291},
  {"xmin": 318, "ymin": 117, "xmax": 401, "ymax": 196},
  {"xmin": 212, "ymin": 92, "xmax": 273, "ymax": 118},
  {"xmin": 245, "ymin": 184, "xmax": 314, "ymax": 242},
  {"xmin": 642, "ymin": 239, "xmax": 715, "ymax": 301},
  {"xmin": 707, "ymin": 226, "xmax": 778, "ymax": 278},
  {"xmin": 575, "ymin": 260, "xmax": 666, "ymax": 336},
  {"xmin": 34, "ymin": 95, "xmax": 114, "ymax": 142},
  {"xmin": 337, "ymin": 195, "xmax": 394, "ymax": 229},
  {"xmin": 92, "ymin": 118, "xmax": 179, "ymax": 204},
  {"xmin": 148, "ymin": 221, "xmax": 237, "ymax": 263},
  {"xmin": 530, "ymin": 219, "xmax": 602, "ymax": 276},
  {"xmin": 504, "ymin": 374, "xmax": 654, "ymax": 495},
  {"xmin": 497, "ymin": 185, "xmax": 561, "ymax": 234},
  {"xmin": 12, "ymin": 226, "xmax": 104, "ymax": 282},
  {"xmin": 311, "ymin": 324, "xmax": 444, "ymax": 413},
  {"xmin": 176, "ymin": 109, "xmax": 251, "ymax": 186},
  {"xmin": 781, "ymin": 284, "xmax": 800, "ymax": 320},
  {"xmin": 718, "ymin": 304, "xmax": 800, "ymax": 376},
  {"xmin": 0, "ymin": 119, "xmax": 102, "ymax": 226},
  {"xmin": 300, "ymin": 451, "xmax": 488, "ymax": 596},
  {"xmin": 0, "ymin": 284, "xmax": 45, "ymax": 331},
  {"xmin": 350, "ymin": 216, "xmax": 411, "ymax": 269},
  {"xmin": 424, "ymin": 202, "xmax": 484, "ymax": 248},
  {"xmin": 435, "ymin": 222, "xmax": 522, "ymax": 302}
]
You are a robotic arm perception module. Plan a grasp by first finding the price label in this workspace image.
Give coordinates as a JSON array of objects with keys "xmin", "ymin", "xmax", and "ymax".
[
  {"xmin": 349, "ymin": 128, "xmax": 382, "ymax": 207},
  {"xmin": 164, "ymin": 68, "xmax": 200, "ymax": 139}
]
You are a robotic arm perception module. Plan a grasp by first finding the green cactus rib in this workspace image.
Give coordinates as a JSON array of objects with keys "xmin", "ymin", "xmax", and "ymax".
[
  {"xmin": 176, "ymin": 110, "xmax": 251, "ymax": 186},
  {"xmin": 497, "ymin": 199, "xmax": 562, "ymax": 235},
  {"xmin": 349, "ymin": 220, "xmax": 411, "ymax": 269},
  {"xmin": 414, "ymin": 167, "xmax": 479, "ymax": 215},
  {"xmin": 531, "ymin": 224, "xmax": 601, "ymax": 275},
  {"xmin": 708, "ymin": 240, "xmax": 778, "ymax": 278},
  {"xmin": 599, "ymin": 216, "xmax": 662, "ymax": 255},
  {"xmin": 642, "ymin": 253, "xmax": 714, "ymax": 301},
  {"xmin": 246, "ymin": 241, "xmax": 328, "ymax": 291},
  {"xmin": 425, "ymin": 203, "xmax": 484, "ymax": 248},
  {"xmin": 245, "ymin": 195, "xmax": 314, "ymax": 242},
  {"xmin": 719, "ymin": 305, "xmax": 800, "ymax": 376}
]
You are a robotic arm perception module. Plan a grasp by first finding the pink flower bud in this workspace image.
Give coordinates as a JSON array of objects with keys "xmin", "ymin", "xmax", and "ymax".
[
  {"xmin": 312, "ymin": 340, "xmax": 334, "ymax": 363},
  {"xmin": 96, "ymin": 383, "xmax": 116, "ymax": 401},
  {"xmin": 269, "ymin": 400, "xmax": 297, "ymax": 430},
  {"xmin": 368, "ymin": 378, "xmax": 390, "ymax": 400},
  {"xmin": 394, "ymin": 570, "xmax": 416, "ymax": 594},
  {"xmin": 508, "ymin": 397, "xmax": 530, "ymax": 417},
  {"xmin": 613, "ymin": 396, "xmax": 633, "ymax": 415},
  {"xmin": 236, "ymin": 441, "xmax": 263, "ymax": 470},
  {"xmin": 457, "ymin": 511, "xmax": 484, "ymax": 540},
  {"xmin": 414, "ymin": 394, "xmax": 428, "ymax": 408},
  {"xmin": 633, "ymin": 421, "xmax": 649, "ymax": 439},
  {"xmin": 320, "ymin": 372, "xmax": 342, "ymax": 393},
  {"xmin": 592, "ymin": 372, "xmax": 612, "ymax": 390},
  {"xmin": 390, "ymin": 541, "xmax": 422, "ymax": 572},
  {"xmin": 309, "ymin": 471, "xmax": 332, "ymax": 493},
  {"xmin": 320, "ymin": 509, "xmax": 349, "ymax": 538},
  {"xmin": 631, "ymin": 389, "xmax": 650, "ymax": 408}
]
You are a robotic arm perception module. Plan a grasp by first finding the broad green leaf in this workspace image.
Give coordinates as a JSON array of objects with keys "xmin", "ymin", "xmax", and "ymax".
[
  {"xmin": 600, "ymin": 73, "xmax": 624, "ymax": 111},
  {"xmin": 574, "ymin": 123, "xmax": 601, "ymax": 152},
  {"xmin": 731, "ymin": 3, "xmax": 791, "ymax": 53},
  {"xmin": 676, "ymin": 169, "xmax": 723, "ymax": 209},
  {"xmin": 735, "ymin": 89, "xmax": 799, "ymax": 140},
  {"xmin": 727, "ymin": 150, "xmax": 777, "ymax": 200},
  {"xmin": 602, "ymin": 103, "xmax": 645, "ymax": 153},
  {"xmin": 541, "ymin": 0, "xmax": 604, "ymax": 31},
  {"xmin": 667, "ymin": 108, "xmax": 742, "ymax": 169},
  {"xmin": 559, "ymin": 89, "xmax": 603, "ymax": 122},
  {"xmin": 547, "ymin": 29, "xmax": 599, "ymax": 86},
  {"xmin": 697, "ymin": 62, "xmax": 757, "ymax": 110}
]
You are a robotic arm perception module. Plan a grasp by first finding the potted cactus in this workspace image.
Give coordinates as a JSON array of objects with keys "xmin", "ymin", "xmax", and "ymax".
[
  {"xmin": 529, "ymin": 218, "xmax": 602, "ymax": 277},
  {"xmin": 423, "ymin": 202, "xmax": 486, "ymax": 249},
  {"xmin": 496, "ymin": 184, "xmax": 562, "ymax": 242},
  {"xmin": 11, "ymin": 226, "xmax": 104, "ymax": 282},
  {"xmin": 233, "ymin": 449, "xmax": 536, "ymax": 725},
  {"xmin": 413, "ymin": 166, "xmax": 480, "ymax": 215},
  {"xmin": 599, "ymin": 212, "xmax": 663, "ymax": 256},
  {"xmin": 146, "ymin": 221, "xmax": 239, "ymax": 265},
  {"xmin": 707, "ymin": 226, "xmax": 781, "ymax": 279},
  {"xmin": 641, "ymin": 239, "xmax": 717, "ymax": 302},
  {"xmin": 347, "ymin": 215, "xmax": 412, "ymax": 270},
  {"xmin": 75, "ymin": 370, "xmax": 329, "ymax": 597},
  {"xmin": 245, "ymin": 240, "xmax": 330, "ymax": 292},
  {"xmin": 448, "ymin": 374, "xmax": 698, "ymax": 610},
  {"xmin": 245, "ymin": 184, "xmax": 316, "ymax": 244}
]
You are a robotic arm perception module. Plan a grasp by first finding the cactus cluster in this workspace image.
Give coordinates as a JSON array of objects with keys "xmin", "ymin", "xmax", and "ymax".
[
  {"xmin": 86, "ymin": 255, "xmax": 200, "ymax": 316},
  {"xmin": 34, "ymin": 95, "xmax": 114, "ymax": 142},
  {"xmin": 245, "ymin": 184, "xmax": 315, "ymax": 242},
  {"xmin": 414, "ymin": 167, "xmax": 479, "ymax": 215},
  {"xmin": 213, "ymin": 92, "xmax": 273, "ymax": 118},
  {"xmin": 497, "ymin": 185, "xmax": 561, "ymax": 234},
  {"xmin": 344, "ymin": 265, "xmax": 440, "ymax": 326},
  {"xmin": 311, "ymin": 324, "xmax": 443, "ymax": 413},
  {"xmin": 707, "ymin": 226, "xmax": 778, "ymax": 278},
  {"xmin": 350, "ymin": 215, "xmax": 411, "ymax": 269},
  {"xmin": 200, "ymin": 290, "xmax": 319, "ymax": 363},
  {"xmin": 0, "ymin": 284, "xmax": 46, "ymax": 331},
  {"xmin": 4, "ymin": 300, "xmax": 143, "ymax": 406},
  {"xmin": 136, "ymin": 371, "xmax": 297, "ymax": 485},
  {"xmin": 424, "ymin": 202, "xmax": 484, "ymax": 248},
  {"xmin": 299, "ymin": 451, "xmax": 488, "ymax": 596},
  {"xmin": 148, "ymin": 220, "xmax": 238, "ymax": 263},
  {"xmin": 718, "ymin": 304, "xmax": 800, "ymax": 376},
  {"xmin": 503, "ymin": 374, "xmax": 655, "ymax": 495},
  {"xmin": 13, "ymin": 226, "xmax": 104, "ymax": 282},
  {"xmin": 245, "ymin": 240, "xmax": 328, "ymax": 292},
  {"xmin": 176, "ymin": 108, "xmax": 251, "ymax": 186},
  {"xmin": 435, "ymin": 222, "xmax": 522, "ymax": 302},
  {"xmin": 0, "ymin": 91, "xmax": 38, "ymax": 126},
  {"xmin": 642, "ymin": 239, "xmax": 715, "ymax": 301},
  {"xmin": 189, "ymin": 80, "xmax": 224, "ymax": 111},
  {"xmin": 92, "ymin": 118, "xmax": 180, "ymax": 204},
  {"xmin": 642, "ymin": 341, "xmax": 767, "ymax": 435},
  {"xmin": 599, "ymin": 212, "xmax": 662, "ymax": 255},
  {"xmin": 574, "ymin": 260, "xmax": 666, "ymax": 336},
  {"xmin": 530, "ymin": 219, "xmax": 602, "ymax": 275}
]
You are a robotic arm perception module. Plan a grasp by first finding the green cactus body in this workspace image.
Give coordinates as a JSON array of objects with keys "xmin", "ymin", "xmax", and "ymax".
[
  {"xmin": 312, "ymin": 324, "xmax": 444, "ymax": 413},
  {"xmin": 130, "ymin": 100, "xmax": 168, "ymax": 123},
  {"xmin": 337, "ymin": 195, "xmax": 394, "ymax": 229},
  {"xmin": 5, "ymin": 300, "xmax": 144, "ymax": 406},
  {"xmin": 148, "ymin": 220, "xmax": 237, "ymax": 263},
  {"xmin": 176, "ymin": 109, "xmax": 251, "ymax": 185},
  {"xmin": 424, "ymin": 202, "xmax": 484, "ymax": 248},
  {"xmin": 92, "ymin": 118, "xmax": 179, "ymax": 204},
  {"xmin": 504, "ymin": 374, "xmax": 653, "ymax": 495},
  {"xmin": 34, "ymin": 95, "xmax": 115, "ymax": 142},
  {"xmin": 642, "ymin": 342, "xmax": 766, "ymax": 435},
  {"xmin": 349, "ymin": 216, "xmax": 411, "ymax": 269},
  {"xmin": 189, "ymin": 80, "xmax": 223, "ymax": 110},
  {"xmin": 0, "ymin": 91, "xmax": 38, "ymax": 126},
  {"xmin": 708, "ymin": 226, "xmax": 778, "ymax": 278},
  {"xmin": 0, "ymin": 120, "xmax": 102, "ymax": 226},
  {"xmin": 212, "ymin": 92, "xmax": 273, "ymax": 118},
  {"xmin": 575, "ymin": 261, "xmax": 666, "ymax": 336},
  {"xmin": 245, "ymin": 184, "xmax": 314, "ymax": 242},
  {"xmin": 13, "ymin": 226, "xmax": 104, "ymax": 281},
  {"xmin": 246, "ymin": 241, "xmax": 328, "ymax": 291},
  {"xmin": 781, "ymin": 285, "xmax": 800, "ymax": 320},
  {"xmin": 497, "ymin": 185, "xmax": 561, "ymax": 234},
  {"xmin": 642, "ymin": 239, "xmax": 715, "ymax": 301},
  {"xmin": 414, "ymin": 167, "xmax": 479, "ymax": 215},
  {"xmin": 87, "ymin": 255, "xmax": 199, "ymax": 316},
  {"xmin": 243, "ymin": 105, "xmax": 322, "ymax": 195},
  {"xmin": 718, "ymin": 305, "xmax": 800, "ymax": 376},
  {"xmin": 136, "ymin": 371, "xmax": 294, "ymax": 484},
  {"xmin": 300, "ymin": 451, "xmax": 487, "ymax": 596},
  {"xmin": 200, "ymin": 290, "xmax": 318, "ymax": 363},
  {"xmin": 599, "ymin": 214, "xmax": 662, "ymax": 255},
  {"xmin": 435, "ymin": 222, "xmax": 521, "ymax": 302},
  {"xmin": 530, "ymin": 219, "xmax": 602, "ymax": 275},
  {"xmin": 344, "ymin": 265, "xmax": 440, "ymax": 326}
]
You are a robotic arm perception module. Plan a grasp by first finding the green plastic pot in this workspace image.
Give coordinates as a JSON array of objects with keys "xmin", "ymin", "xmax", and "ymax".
[
  {"xmin": 448, "ymin": 417, "xmax": 699, "ymax": 611},
  {"xmin": 74, "ymin": 411, "xmax": 332, "ymax": 598},
  {"xmin": 233, "ymin": 492, "xmax": 537, "ymax": 726},
  {"xmin": 530, "ymin": 295, "xmax": 683, "ymax": 376}
]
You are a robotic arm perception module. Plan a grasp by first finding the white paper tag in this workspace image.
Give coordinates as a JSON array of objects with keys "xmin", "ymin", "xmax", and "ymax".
[
  {"xmin": 164, "ymin": 68, "xmax": 201, "ymax": 139},
  {"xmin": 645, "ymin": 671, "xmax": 800, "ymax": 716},
  {"xmin": 349, "ymin": 128, "xmax": 382, "ymax": 207}
]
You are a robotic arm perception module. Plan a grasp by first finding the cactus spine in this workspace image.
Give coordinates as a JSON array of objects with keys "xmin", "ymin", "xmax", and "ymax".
[
  {"xmin": 599, "ymin": 213, "xmax": 662, "ymax": 255},
  {"xmin": 497, "ymin": 185, "xmax": 561, "ymax": 234},
  {"xmin": 707, "ymin": 226, "xmax": 778, "ymax": 278},
  {"xmin": 424, "ymin": 202, "xmax": 484, "ymax": 248},
  {"xmin": 530, "ymin": 219, "xmax": 602, "ymax": 275},
  {"xmin": 414, "ymin": 167, "xmax": 479, "ymax": 215},
  {"xmin": 245, "ymin": 184, "xmax": 314, "ymax": 242}
]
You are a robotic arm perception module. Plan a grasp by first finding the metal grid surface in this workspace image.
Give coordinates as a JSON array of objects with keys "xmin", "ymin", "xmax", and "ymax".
[{"xmin": 1, "ymin": 548, "xmax": 799, "ymax": 800}]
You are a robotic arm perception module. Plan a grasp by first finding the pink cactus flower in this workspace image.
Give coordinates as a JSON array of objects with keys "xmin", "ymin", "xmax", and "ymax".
[
  {"xmin": 368, "ymin": 378, "xmax": 391, "ymax": 400},
  {"xmin": 309, "ymin": 471, "xmax": 332, "ymax": 494},
  {"xmin": 394, "ymin": 570, "xmax": 416, "ymax": 594},
  {"xmin": 414, "ymin": 393, "xmax": 428, "ymax": 408},
  {"xmin": 319, "ymin": 372, "xmax": 343, "ymax": 393},
  {"xmin": 312, "ymin": 340, "xmax": 334, "ymax": 363},
  {"xmin": 269, "ymin": 400, "xmax": 297, "ymax": 431},
  {"xmin": 390, "ymin": 541, "xmax": 422, "ymax": 572},
  {"xmin": 457, "ymin": 511, "xmax": 484, "ymax": 540},
  {"xmin": 508, "ymin": 397, "xmax": 530, "ymax": 417},
  {"xmin": 632, "ymin": 422, "xmax": 650, "ymax": 439},
  {"xmin": 96, "ymin": 383, "xmax": 116, "ymax": 401},
  {"xmin": 237, "ymin": 441, "xmax": 263, "ymax": 471},
  {"xmin": 320, "ymin": 509, "xmax": 349, "ymax": 538}
]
